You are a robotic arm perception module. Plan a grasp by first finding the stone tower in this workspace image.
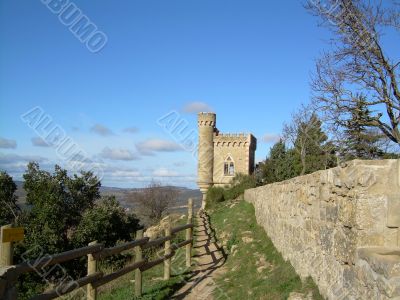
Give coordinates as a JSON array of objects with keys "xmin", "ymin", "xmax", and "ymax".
[
  {"xmin": 197, "ymin": 113, "xmax": 216, "ymax": 208},
  {"xmin": 197, "ymin": 112, "xmax": 257, "ymax": 208}
]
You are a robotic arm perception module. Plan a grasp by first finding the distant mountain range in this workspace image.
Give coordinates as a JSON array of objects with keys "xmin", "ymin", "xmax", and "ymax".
[{"xmin": 14, "ymin": 181, "xmax": 202, "ymax": 214}]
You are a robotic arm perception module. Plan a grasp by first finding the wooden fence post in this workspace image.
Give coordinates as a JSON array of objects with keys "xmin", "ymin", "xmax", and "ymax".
[
  {"xmin": 0, "ymin": 224, "xmax": 13, "ymax": 268},
  {"xmin": 87, "ymin": 241, "xmax": 98, "ymax": 300},
  {"xmin": 186, "ymin": 199, "xmax": 193, "ymax": 267},
  {"xmin": 164, "ymin": 216, "xmax": 171, "ymax": 280},
  {"xmin": 135, "ymin": 229, "xmax": 143, "ymax": 297}
]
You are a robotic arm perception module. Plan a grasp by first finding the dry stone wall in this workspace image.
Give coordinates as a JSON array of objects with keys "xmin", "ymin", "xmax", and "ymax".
[{"xmin": 244, "ymin": 160, "xmax": 400, "ymax": 299}]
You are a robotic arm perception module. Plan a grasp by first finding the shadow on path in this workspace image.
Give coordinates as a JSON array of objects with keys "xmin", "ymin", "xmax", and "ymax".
[{"xmin": 171, "ymin": 211, "xmax": 227, "ymax": 300}]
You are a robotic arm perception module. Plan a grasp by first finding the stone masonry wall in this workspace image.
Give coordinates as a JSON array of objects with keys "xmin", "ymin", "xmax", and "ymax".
[{"xmin": 244, "ymin": 160, "xmax": 400, "ymax": 299}]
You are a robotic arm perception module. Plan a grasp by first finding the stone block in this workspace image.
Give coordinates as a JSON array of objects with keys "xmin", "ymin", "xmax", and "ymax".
[
  {"xmin": 355, "ymin": 195, "xmax": 386, "ymax": 231},
  {"xmin": 339, "ymin": 199, "xmax": 356, "ymax": 228},
  {"xmin": 326, "ymin": 204, "xmax": 339, "ymax": 223},
  {"xmin": 358, "ymin": 247, "xmax": 400, "ymax": 279},
  {"xmin": 387, "ymin": 195, "xmax": 400, "ymax": 228},
  {"xmin": 334, "ymin": 228, "xmax": 356, "ymax": 264},
  {"xmin": 384, "ymin": 227, "xmax": 400, "ymax": 248},
  {"xmin": 376, "ymin": 275, "xmax": 400, "ymax": 298},
  {"xmin": 319, "ymin": 226, "xmax": 334, "ymax": 253}
]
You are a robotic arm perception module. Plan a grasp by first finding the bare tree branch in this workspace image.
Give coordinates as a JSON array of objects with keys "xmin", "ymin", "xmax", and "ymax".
[{"xmin": 305, "ymin": 0, "xmax": 400, "ymax": 146}]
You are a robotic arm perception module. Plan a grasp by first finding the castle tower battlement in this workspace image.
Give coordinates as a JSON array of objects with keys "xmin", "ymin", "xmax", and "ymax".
[
  {"xmin": 198, "ymin": 112, "xmax": 216, "ymax": 127},
  {"xmin": 197, "ymin": 113, "xmax": 257, "ymax": 208},
  {"xmin": 213, "ymin": 133, "xmax": 257, "ymax": 148}
]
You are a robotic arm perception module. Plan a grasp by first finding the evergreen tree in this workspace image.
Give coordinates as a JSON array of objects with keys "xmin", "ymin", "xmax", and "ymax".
[
  {"xmin": 262, "ymin": 140, "xmax": 296, "ymax": 183},
  {"xmin": 342, "ymin": 96, "xmax": 384, "ymax": 160},
  {"xmin": 293, "ymin": 114, "xmax": 336, "ymax": 175}
]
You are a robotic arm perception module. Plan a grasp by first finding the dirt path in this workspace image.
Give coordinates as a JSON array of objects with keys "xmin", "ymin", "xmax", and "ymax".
[{"xmin": 172, "ymin": 212, "xmax": 227, "ymax": 300}]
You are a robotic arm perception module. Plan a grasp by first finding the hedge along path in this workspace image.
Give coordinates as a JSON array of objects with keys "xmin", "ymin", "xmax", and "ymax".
[{"xmin": 172, "ymin": 211, "xmax": 228, "ymax": 300}]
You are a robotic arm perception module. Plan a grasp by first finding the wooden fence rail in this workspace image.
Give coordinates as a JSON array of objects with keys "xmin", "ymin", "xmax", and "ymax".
[{"xmin": 0, "ymin": 198, "xmax": 194, "ymax": 300}]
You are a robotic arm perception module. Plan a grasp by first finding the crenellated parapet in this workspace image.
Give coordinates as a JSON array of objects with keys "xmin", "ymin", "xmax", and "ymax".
[
  {"xmin": 198, "ymin": 113, "xmax": 216, "ymax": 127},
  {"xmin": 214, "ymin": 133, "xmax": 257, "ymax": 150}
]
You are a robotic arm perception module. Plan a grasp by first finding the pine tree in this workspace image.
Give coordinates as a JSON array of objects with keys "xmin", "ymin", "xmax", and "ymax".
[
  {"xmin": 294, "ymin": 114, "xmax": 336, "ymax": 175},
  {"xmin": 262, "ymin": 140, "xmax": 296, "ymax": 183},
  {"xmin": 342, "ymin": 96, "xmax": 384, "ymax": 160}
]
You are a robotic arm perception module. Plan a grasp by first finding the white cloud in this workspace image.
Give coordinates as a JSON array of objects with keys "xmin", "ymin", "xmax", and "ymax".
[
  {"xmin": 0, "ymin": 153, "xmax": 47, "ymax": 164},
  {"xmin": 262, "ymin": 133, "xmax": 281, "ymax": 143},
  {"xmin": 31, "ymin": 137, "xmax": 51, "ymax": 147},
  {"xmin": 107, "ymin": 170, "xmax": 141, "ymax": 178},
  {"xmin": 136, "ymin": 139, "xmax": 183, "ymax": 156},
  {"xmin": 100, "ymin": 147, "xmax": 139, "ymax": 161},
  {"xmin": 152, "ymin": 167, "xmax": 179, "ymax": 177},
  {"xmin": 90, "ymin": 124, "xmax": 114, "ymax": 136},
  {"xmin": 0, "ymin": 153, "xmax": 49, "ymax": 179},
  {"xmin": 182, "ymin": 102, "xmax": 213, "ymax": 114},
  {"xmin": 0, "ymin": 138, "xmax": 17, "ymax": 149},
  {"xmin": 123, "ymin": 127, "xmax": 139, "ymax": 134}
]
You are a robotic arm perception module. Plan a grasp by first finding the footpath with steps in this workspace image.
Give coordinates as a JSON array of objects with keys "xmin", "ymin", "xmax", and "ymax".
[{"xmin": 172, "ymin": 212, "xmax": 227, "ymax": 300}]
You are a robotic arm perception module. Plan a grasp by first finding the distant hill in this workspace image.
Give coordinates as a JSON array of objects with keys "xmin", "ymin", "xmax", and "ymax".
[{"xmin": 14, "ymin": 181, "xmax": 202, "ymax": 214}]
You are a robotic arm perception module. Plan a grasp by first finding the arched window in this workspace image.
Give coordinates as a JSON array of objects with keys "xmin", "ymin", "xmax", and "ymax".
[{"xmin": 224, "ymin": 156, "xmax": 235, "ymax": 176}]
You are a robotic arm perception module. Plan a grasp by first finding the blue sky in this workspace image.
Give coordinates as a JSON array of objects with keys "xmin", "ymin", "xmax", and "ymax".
[{"xmin": 0, "ymin": 0, "xmax": 342, "ymax": 188}]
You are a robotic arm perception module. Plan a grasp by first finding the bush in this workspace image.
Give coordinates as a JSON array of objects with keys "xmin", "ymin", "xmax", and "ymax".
[
  {"xmin": 224, "ymin": 174, "xmax": 257, "ymax": 201},
  {"xmin": 205, "ymin": 186, "xmax": 225, "ymax": 209},
  {"xmin": 12, "ymin": 163, "xmax": 141, "ymax": 299}
]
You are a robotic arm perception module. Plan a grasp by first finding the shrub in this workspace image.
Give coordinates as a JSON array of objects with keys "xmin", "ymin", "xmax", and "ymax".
[
  {"xmin": 224, "ymin": 174, "xmax": 257, "ymax": 200},
  {"xmin": 205, "ymin": 186, "xmax": 225, "ymax": 209}
]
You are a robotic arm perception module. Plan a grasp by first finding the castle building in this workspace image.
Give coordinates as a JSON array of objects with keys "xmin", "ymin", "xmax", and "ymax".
[{"xmin": 197, "ymin": 112, "xmax": 257, "ymax": 208}]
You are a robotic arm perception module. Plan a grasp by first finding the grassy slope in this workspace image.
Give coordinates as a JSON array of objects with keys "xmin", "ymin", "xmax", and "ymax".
[{"xmin": 209, "ymin": 200, "xmax": 323, "ymax": 300}]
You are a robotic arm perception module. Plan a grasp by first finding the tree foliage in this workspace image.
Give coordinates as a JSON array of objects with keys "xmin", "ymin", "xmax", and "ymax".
[
  {"xmin": 5, "ymin": 163, "xmax": 141, "ymax": 299},
  {"xmin": 19, "ymin": 162, "xmax": 101, "ymax": 256},
  {"xmin": 261, "ymin": 140, "xmax": 297, "ymax": 184},
  {"xmin": 73, "ymin": 196, "xmax": 140, "ymax": 248},
  {"xmin": 260, "ymin": 110, "xmax": 337, "ymax": 185},
  {"xmin": 341, "ymin": 95, "xmax": 385, "ymax": 160},
  {"xmin": 293, "ymin": 114, "xmax": 337, "ymax": 174},
  {"xmin": 0, "ymin": 171, "xmax": 19, "ymax": 226},
  {"xmin": 223, "ymin": 173, "xmax": 257, "ymax": 200}
]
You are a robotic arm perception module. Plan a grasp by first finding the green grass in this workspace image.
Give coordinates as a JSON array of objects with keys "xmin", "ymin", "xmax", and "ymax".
[
  {"xmin": 209, "ymin": 200, "xmax": 323, "ymax": 300},
  {"xmin": 98, "ymin": 217, "xmax": 193, "ymax": 300},
  {"xmin": 98, "ymin": 250, "xmax": 190, "ymax": 300}
]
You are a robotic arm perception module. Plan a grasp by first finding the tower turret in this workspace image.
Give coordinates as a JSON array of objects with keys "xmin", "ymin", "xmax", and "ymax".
[{"xmin": 197, "ymin": 112, "xmax": 216, "ymax": 208}]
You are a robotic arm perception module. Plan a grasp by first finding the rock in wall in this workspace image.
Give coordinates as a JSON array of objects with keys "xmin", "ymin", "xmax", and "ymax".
[{"xmin": 244, "ymin": 160, "xmax": 400, "ymax": 299}]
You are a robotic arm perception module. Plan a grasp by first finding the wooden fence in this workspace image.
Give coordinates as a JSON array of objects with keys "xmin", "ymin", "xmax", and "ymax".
[{"xmin": 0, "ymin": 199, "xmax": 194, "ymax": 300}]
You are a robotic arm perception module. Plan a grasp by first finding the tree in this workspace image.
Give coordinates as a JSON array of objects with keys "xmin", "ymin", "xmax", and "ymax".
[
  {"xmin": 305, "ymin": 0, "xmax": 400, "ymax": 146},
  {"xmin": 283, "ymin": 106, "xmax": 337, "ymax": 175},
  {"xmin": 133, "ymin": 181, "xmax": 178, "ymax": 226},
  {"xmin": 20, "ymin": 162, "xmax": 101, "ymax": 256},
  {"xmin": 14, "ymin": 162, "xmax": 141, "ymax": 299},
  {"xmin": 73, "ymin": 196, "xmax": 140, "ymax": 248},
  {"xmin": 341, "ymin": 95, "xmax": 385, "ymax": 160},
  {"xmin": 262, "ymin": 140, "xmax": 297, "ymax": 183},
  {"xmin": 0, "ymin": 171, "xmax": 20, "ymax": 226}
]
